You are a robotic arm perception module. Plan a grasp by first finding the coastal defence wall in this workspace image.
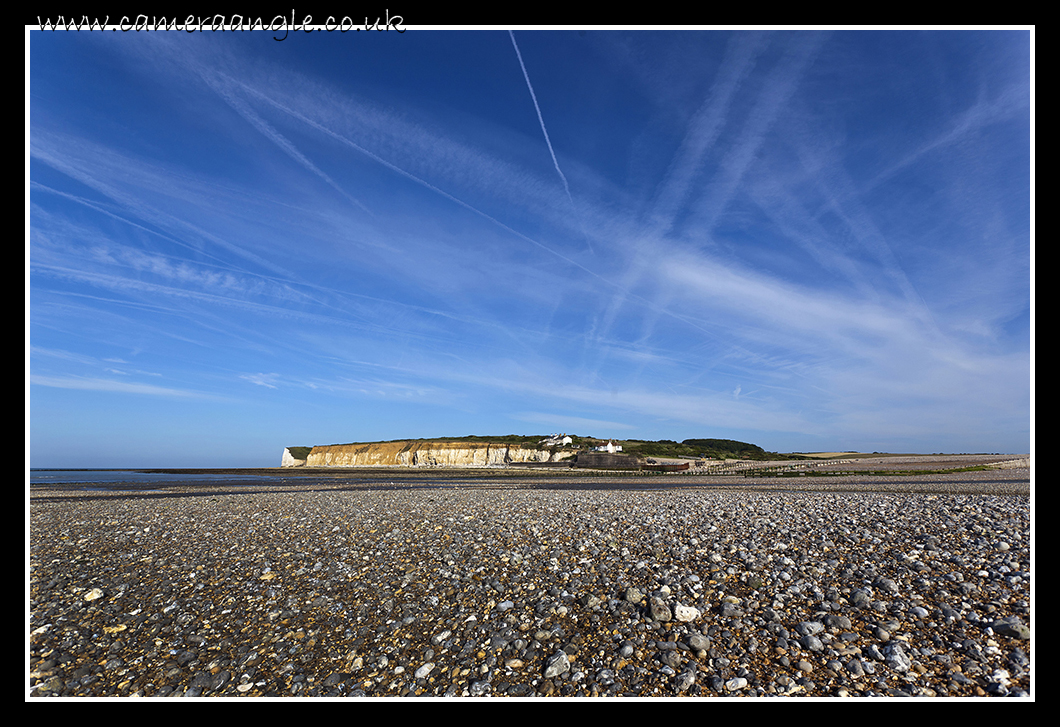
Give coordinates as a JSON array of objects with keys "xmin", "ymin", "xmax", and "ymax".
[
  {"xmin": 282, "ymin": 441, "xmax": 573, "ymax": 468},
  {"xmin": 573, "ymin": 452, "xmax": 641, "ymax": 469}
]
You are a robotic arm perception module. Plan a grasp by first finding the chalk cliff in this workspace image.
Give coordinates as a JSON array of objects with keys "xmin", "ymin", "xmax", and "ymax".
[
  {"xmin": 282, "ymin": 440, "xmax": 573, "ymax": 467},
  {"xmin": 281, "ymin": 447, "xmax": 308, "ymax": 467}
]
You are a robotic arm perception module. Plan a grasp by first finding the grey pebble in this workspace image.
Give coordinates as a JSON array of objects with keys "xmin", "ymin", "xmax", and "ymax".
[{"xmin": 543, "ymin": 651, "xmax": 570, "ymax": 679}]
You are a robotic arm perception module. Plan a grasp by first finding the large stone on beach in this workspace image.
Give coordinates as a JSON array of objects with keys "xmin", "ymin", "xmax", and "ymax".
[
  {"xmin": 650, "ymin": 597, "xmax": 672, "ymax": 622},
  {"xmin": 796, "ymin": 621, "xmax": 824, "ymax": 636},
  {"xmin": 992, "ymin": 617, "xmax": 1030, "ymax": 640},
  {"xmin": 543, "ymin": 651, "xmax": 570, "ymax": 679},
  {"xmin": 688, "ymin": 633, "xmax": 711, "ymax": 651},
  {"xmin": 719, "ymin": 601, "xmax": 743, "ymax": 618},
  {"xmin": 799, "ymin": 634, "xmax": 824, "ymax": 651},
  {"xmin": 850, "ymin": 589, "xmax": 872, "ymax": 608},
  {"xmin": 673, "ymin": 603, "xmax": 701, "ymax": 622},
  {"xmin": 884, "ymin": 643, "xmax": 912, "ymax": 672}
]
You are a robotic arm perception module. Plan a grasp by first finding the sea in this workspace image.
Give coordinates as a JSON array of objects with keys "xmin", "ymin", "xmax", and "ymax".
[{"xmin": 29, "ymin": 470, "xmax": 277, "ymax": 486}]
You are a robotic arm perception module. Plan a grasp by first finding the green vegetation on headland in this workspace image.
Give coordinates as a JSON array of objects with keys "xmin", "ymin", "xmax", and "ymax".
[{"xmin": 620, "ymin": 438, "xmax": 790, "ymax": 460}]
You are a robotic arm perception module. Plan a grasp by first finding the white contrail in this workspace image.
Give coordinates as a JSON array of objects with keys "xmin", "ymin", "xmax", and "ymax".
[
  {"xmin": 201, "ymin": 69, "xmax": 375, "ymax": 218},
  {"xmin": 218, "ymin": 75, "xmax": 747, "ymax": 348},
  {"xmin": 508, "ymin": 31, "xmax": 575, "ymax": 210},
  {"xmin": 649, "ymin": 31, "xmax": 768, "ymax": 236}
]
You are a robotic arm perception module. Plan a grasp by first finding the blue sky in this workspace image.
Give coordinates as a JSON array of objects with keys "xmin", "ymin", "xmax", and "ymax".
[{"xmin": 28, "ymin": 28, "xmax": 1032, "ymax": 467}]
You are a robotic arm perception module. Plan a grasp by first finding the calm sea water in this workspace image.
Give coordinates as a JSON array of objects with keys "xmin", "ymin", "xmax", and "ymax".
[{"xmin": 29, "ymin": 470, "xmax": 279, "ymax": 485}]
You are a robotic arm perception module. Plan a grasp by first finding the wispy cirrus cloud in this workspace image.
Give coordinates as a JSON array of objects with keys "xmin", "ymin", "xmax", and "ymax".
[
  {"xmin": 239, "ymin": 372, "xmax": 280, "ymax": 389},
  {"xmin": 30, "ymin": 375, "xmax": 209, "ymax": 398}
]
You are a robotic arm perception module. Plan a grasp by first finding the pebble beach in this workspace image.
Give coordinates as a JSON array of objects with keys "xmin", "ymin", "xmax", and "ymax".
[{"xmin": 28, "ymin": 458, "xmax": 1032, "ymax": 698}]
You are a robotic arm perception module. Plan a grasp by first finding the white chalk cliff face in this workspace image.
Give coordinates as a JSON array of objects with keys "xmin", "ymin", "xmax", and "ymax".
[
  {"xmin": 281, "ymin": 448, "xmax": 307, "ymax": 467},
  {"xmin": 282, "ymin": 441, "xmax": 572, "ymax": 467}
]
